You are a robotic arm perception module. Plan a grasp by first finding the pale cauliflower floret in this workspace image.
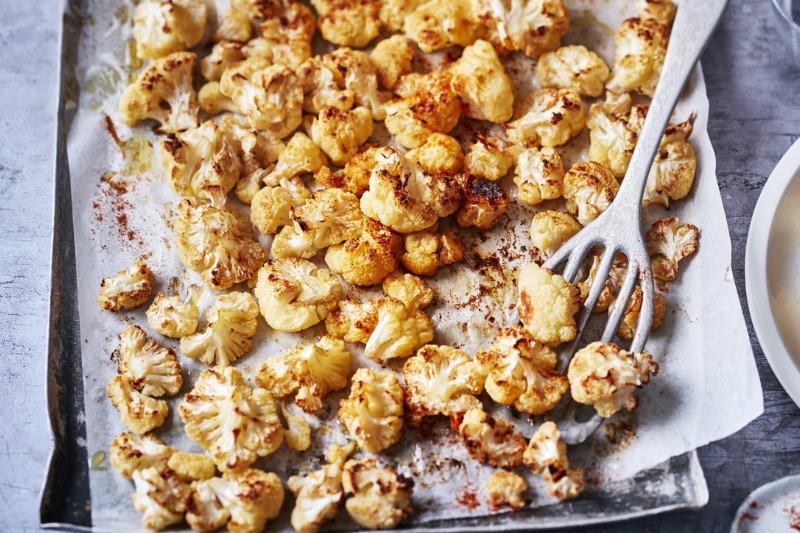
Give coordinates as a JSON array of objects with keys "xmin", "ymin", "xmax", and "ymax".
[
  {"xmin": 456, "ymin": 175, "xmax": 509, "ymax": 230},
  {"xmin": 167, "ymin": 452, "xmax": 216, "ymax": 482},
  {"xmin": 324, "ymin": 48, "xmax": 392, "ymax": 121},
  {"xmin": 211, "ymin": 8, "xmax": 253, "ymax": 43},
  {"xmin": 464, "ymin": 134, "xmax": 515, "ymax": 181},
  {"xmin": 180, "ymin": 292, "xmax": 259, "ymax": 368},
  {"xmin": 383, "ymin": 270, "xmax": 433, "ymax": 310},
  {"xmin": 117, "ymin": 325, "xmax": 183, "ymax": 397},
  {"xmin": 311, "ymin": 0, "xmax": 381, "ymax": 47},
  {"xmin": 645, "ymin": 218, "xmax": 700, "ymax": 281},
  {"xmin": 325, "ymin": 217, "xmax": 404, "ymax": 286},
  {"xmin": 179, "ymin": 366, "xmax": 284, "ymax": 471},
  {"xmin": 201, "ymin": 41, "xmax": 245, "ymax": 82},
  {"xmin": 232, "ymin": 0, "xmax": 283, "ymax": 19},
  {"xmin": 458, "ymin": 407, "xmax": 526, "ymax": 469},
  {"xmin": 297, "ymin": 57, "xmax": 355, "ymax": 114},
  {"xmin": 133, "ymin": 0, "xmax": 207, "ymax": 59},
  {"xmin": 404, "ymin": 0, "xmax": 485, "ymax": 52},
  {"xmin": 636, "ymin": 0, "xmax": 677, "ymax": 26},
  {"xmin": 472, "ymin": 0, "xmax": 569, "ymax": 59},
  {"xmin": 185, "ymin": 479, "xmax": 230, "ymax": 532},
  {"xmin": 198, "ymin": 81, "xmax": 241, "ymax": 115},
  {"xmin": 281, "ymin": 402, "xmax": 312, "ymax": 451},
  {"xmin": 603, "ymin": 89, "xmax": 633, "ymax": 118},
  {"xmin": 342, "ymin": 458, "xmax": 414, "ymax": 529},
  {"xmin": 265, "ymin": 131, "xmax": 327, "ymax": 186},
  {"xmin": 339, "ymin": 369, "xmax": 404, "ymax": 453},
  {"xmin": 242, "ymin": 4, "xmax": 316, "ymax": 70},
  {"xmin": 529, "ymin": 210, "xmax": 581, "ymax": 256},
  {"xmin": 475, "ymin": 326, "xmax": 569, "ymax": 415},
  {"xmin": 568, "ymin": 342, "xmax": 658, "ymax": 418},
  {"xmin": 132, "ymin": 463, "xmax": 191, "ymax": 531},
  {"xmin": 642, "ymin": 119, "xmax": 697, "ymax": 207},
  {"xmin": 523, "ymin": 421, "xmax": 584, "ymax": 500},
  {"xmin": 119, "ymin": 52, "xmax": 198, "ymax": 132},
  {"xmin": 271, "ymin": 224, "xmax": 317, "ymax": 260},
  {"xmin": 147, "ymin": 291, "xmax": 199, "ymax": 338},
  {"xmin": 606, "ymin": 17, "xmax": 670, "ymax": 97},
  {"xmin": 514, "ymin": 147, "xmax": 565, "ymax": 205},
  {"xmin": 517, "ymin": 263, "xmax": 581, "ymax": 347},
  {"xmin": 108, "ymin": 375, "xmax": 169, "ymax": 435},
  {"xmin": 255, "ymin": 335, "xmax": 352, "ymax": 414},
  {"xmin": 487, "ymin": 472, "xmax": 528, "ymax": 509},
  {"xmin": 537, "ymin": 45, "xmax": 610, "ymax": 97},
  {"xmin": 254, "ymin": 258, "xmax": 343, "ymax": 331},
  {"xmin": 587, "ymin": 103, "xmax": 649, "ymax": 179},
  {"xmin": 288, "ymin": 442, "xmax": 356, "ymax": 533},
  {"xmin": 308, "ymin": 106, "xmax": 373, "ymax": 166},
  {"xmin": 405, "ymin": 133, "xmax": 464, "ymax": 176},
  {"xmin": 450, "ymin": 39, "xmax": 515, "ymax": 122},
  {"xmin": 325, "ymin": 298, "xmax": 380, "ymax": 343},
  {"xmin": 562, "ymin": 161, "xmax": 621, "ymax": 226},
  {"xmin": 370, "ymin": 35, "xmax": 415, "ymax": 90},
  {"xmin": 615, "ymin": 286, "xmax": 666, "ymax": 340},
  {"xmin": 505, "ymin": 88, "xmax": 585, "ymax": 148},
  {"xmin": 403, "ymin": 345, "xmax": 485, "ymax": 426},
  {"xmin": 228, "ymin": 118, "xmax": 286, "ymax": 200},
  {"xmin": 379, "ymin": 0, "xmax": 427, "ymax": 32},
  {"xmin": 109, "ymin": 432, "xmax": 176, "ymax": 479},
  {"xmin": 98, "ymin": 261, "xmax": 154, "ymax": 312},
  {"xmin": 250, "ymin": 183, "xmax": 300, "ymax": 235},
  {"xmin": 364, "ymin": 298, "xmax": 434, "ymax": 363},
  {"xmin": 401, "ymin": 229, "xmax": 466, "ymax": 276}
]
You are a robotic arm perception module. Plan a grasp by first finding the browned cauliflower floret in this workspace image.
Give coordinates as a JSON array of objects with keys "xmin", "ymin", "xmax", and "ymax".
[
  {"xmin": 458, "ymin": 407, "xmax": 526, "ymax": 469},
  {"xmin": 297, "ymin": 57, "xmax": 355, "ymax": 114},
  {"xmin": 119, "ymin": 52, "xmax": 198, "ymax": 132},
  {"xmin": 324, "ymin": 48, "xmax": 393, "ymax": 120},
  {"xmin": 606, "ymin": 17, "xmax": 670, "ymax": 98},
  {"xmin": 254, "ymin": 258, "xmax": 343, "ymax": 331},
  {"xmin": 342, "ymin": 458, "xmax": 414, "ymax": 529},
  {"xmin": 382, "ymin": 270, "xmax": 433, "ymax": 310},
  {"xmin": 132, "ymin": 463, "xmax": 191, "ymax": 530},
  {"xmin": 636, "ymin": 0, "xmax": 677, "ymax": 26},
  {"xmin": 230, "ymin": 119, "xmax": 287, "ymax": 203},
  {"xmin": 250, "ymin": 181, "xmax": 307, "ymax": 235},
  {"xmin": 615, "ymin": 286, "xmax": 666, "ymax": 340},
  {"xmin": 456, "ymin": 175, "xmax": 508, "ymax": 230},
  {"xmin": 363, "ymin": 298, "xmax": 434, "ymax": 363},
  {"xmin": 108, "ymin": 374, "xmax": 169, "ymax": 434},
  {"xmin": 586, "ymin": 103, "xmax": 648, "ymax": 179},
  {"xmin": 242, "ymin": 3, "xmax": 316, "ymax": 70},
  {"xmin": 403, "ymin": 345, "xmax": 485, "ymax": 427},
  {"xmin": 339, "ymin": 369, "xmax": 404, "ymax": 453},
  {"xmin": 174, "ymin": 193, "xmax": 267, "ymax": 290},
  {"xmin": 201, "ymin": 41, "xmax": 245, "ymax": 82},
  {"xmin": 325, "ymin": 298, "xmax": 381, "ymax": 343},
  {"xmin": 514, "ymin": 147, "xmax": 565, "ymax": 205},
  {"xmin": 133, "ymin": 0, "xmax": 207, "ymax": 60},
  {"xmin": 645, "ymin": 218, "xmax": 700, "ymax": 281},
  {"xmin": 642, "ymin": 120, "xmax": 697, "ymax": 207},
  {"xmin": 370, "ymin": 35, "xmax": 415, "ymax": 90},
  {"xmin": 311, "ymin": 0, "xmax": 381, "ymax": 47},
  {"xmin": 179, "ymin": 366, "xmax": 284, "ymax": 471},
  {"xmin": 198, "ymin": 81, "xmax": 241, "ymax": 115},
  {"xmin": 291, "ymin": 188, "xmax": 364, "ymax": 248},
  {"xmin": 463, "ymin": 134, "xmax": 515, "ymax": 181},
  {"xmin": 211, "ymin": 8, "xmax": 253, "ymax": 43},
  {"xmin": 505, "ymin": 88, "xmax": 585, "ymax": 148},
  {"xmin": 308, "ymin": 106, "xmax": 374, "ymax": 166},
  {"xmin": 110, "ymin": 432, "xmax": 176, "ymax": 479},
  {"xmin": 379, "ymin": 0, "xmax": 427, "ymax": 32},
  {"xmin": 167, "ymin": 452, "xmax": 216, "ymax": 482},
  {"xmin": 255, "ymin": 335, "xmax": 352, "ymax": 414},
  {"xmin": 577, "ymin": 252, "xmax": 627, "ymax": 314},
  {"xmin": 562, "ymin": 161, "xmax": 621, "ymax": 226},
  {"xmin": 471, "ymin": 0, "xmax": 569, "ymax": 59},
  {"xmin": 117, "ymin": 325, "xmax": 183, "ymax": 397},
  {"xmin": 232, "ymin": 0, "xmax": 283, "ymax": 19},
  {"xmin": 315, "ymin": 147, "xmax": 376, "ymax": 198},
  {"xmin": 325, "ymin": 216, "xmax": 404, "ymax": 286},
  {"xmin": 384, "ymin": 71, "xmax": 461, "ymax": 148},
  {"xmin": 529, "ymin": 210, "xmax": 581, "ymax": 257},
  {"xmin": 475, "ymin": 326, "xmax": 568, "ymax": 415},
  {"xmin": 450, "ymin": 39, "xmax": 515, "ymax": 122},
  {"xmin": 281, "ymin": 401, "xmax": 312, "ymax": 451},
  {"xmin": 405, "ymin": 133, "xmax": 464, "ymax": 176},
  {"xmin": 487, "ymin": 471, "xmax": 528, "ymax": 509},
  {"xmin": 264, "ymin": 131, "xmax": 327, "ymax": 187},
  {"xmin": 400, "ymin": 229, "xmax": 466, "ymax": 276},
  {"xmin": 537, "ymin": 45, "xmax": 610, "ymax": 97},
  {"xmin": 517, "ymin": 263, "xmax": 581, "ymax": 347},
  {"xmin": 98, "ymin": 261, "xmax": 154, "ymax": 311},
  {"xmin": 523, "ymin": 421, "xmax": 584, "ymax": 500},
  {"xmin": 180, "ymin": 292, "xmax": 259, "ymax": 368},
  {"xmin": 404, "ymin": 0, "xmax": 485, "ymax": 52}
]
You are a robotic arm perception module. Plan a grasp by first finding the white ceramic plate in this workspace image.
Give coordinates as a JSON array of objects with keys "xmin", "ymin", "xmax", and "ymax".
[
  {"xmin": 731, "ymin": 475, "xmax": 800, "ymax": 533},
  {"xmin": 746, "ymin": 137, "xmax": 800, "ymax": 408}
]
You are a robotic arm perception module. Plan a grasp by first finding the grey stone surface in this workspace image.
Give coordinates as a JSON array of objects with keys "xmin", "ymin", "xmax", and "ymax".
[{"xmin": 1, "ymin": 0, "xmax": 799, "ymax": 531}]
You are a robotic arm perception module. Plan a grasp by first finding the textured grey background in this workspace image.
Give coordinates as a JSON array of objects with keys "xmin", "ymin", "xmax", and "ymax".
[{"xmin": 1, "ymin": 0, "xmax": 798, "ymax": 531}]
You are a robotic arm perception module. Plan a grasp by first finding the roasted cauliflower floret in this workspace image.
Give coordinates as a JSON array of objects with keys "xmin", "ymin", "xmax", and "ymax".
[
  {"xmin": 232, "ymin": 0, "xmax": 283, "ymax": 19},
  {"xmin": 231, "ymin": 122, "xmax": 288, "ymax": 204},
  {"xmin": 325, "ymin": 217, "xmax": 404, "ymax": 286},
  {"xmin": 472, "ymin": 0, "xmax": 569, "ymax": 59},
  {"xmin": 242, "ymin": 3, "xmax": 316, "ymax": 70},
  {"xmin": 311, "ymin": 0, "xmax": 381, "ymax": 47},
  {"xmin": 98, "ymin": 261, "xmax": 154, "ymax": 311},
  {"xmin": 362, "ymin": 298, "xmax": 434, "ymax": 362},
  {"xmin": 505, "ymin": 88, "xmax": 585, "ymax": 148},
  {"xmin": 319, "ymin": 147, "xmax": 377, "ymax": 198},
  {"xmin": 201, "ymin": 41, "xmax": 245, "ymax": 82},
  {"xmin": 264, "ymin": 131, "xmax": 327, "ymax": 186},
  {"xmin": 198, "ymin": 81, "xmax": 241, "ymax": 115},
  {"xmin": 517, "ymin": 263, "xmax": 581, "ymax": 347},
  {"xmin": 537, "ymin": 45, "xmax": 610, "ymax": 97},
  {"xmin": 281, "ymin": 402, "xmax": 312, "ymax": 451},
  {"xmin": 475, "ymin": 326, "xmax": 569, "ymax": 415},
  {"xmin": 108, "ymin": 374, "xmax": 169, "ymax": 434},
  {"xmin": 636, "ymin": 0, "xmax": 677, "ymax": 26},
  {"xmin": 324, "ymin": 48, "xmax": 393, "ymax": 120},
  {"xmin": 528, "ymin": 210, "xmax": 581, "ymax": 257},
  {"xmin": 339, "ymin": 369, "xmax": 405, "ymax": 453},
  {"xmin": 250, "ymin": 182, "xmax": 305, "ymax": 235},
  {"xmin": 119, "ymin": 52, "xmax": 198, "ymax": 132},
  {"xmin": 403, "ymin": 345, "xmax": 485, "ymax": 426},
  {"xmin": 167, "ymin": 452, "xmax": 216, "ymax": 482},
  {"xmin": 270, "ymin": 224, "xmax": 317, "ymax": 260},
  {"xmin": 147, "ymin": 291, "xmax": 199, "ymax": 338},
  {"xmin": 456, "ymin": 175, "xmax": 509, "ymax": 230},
  {"xmin": 562, "ymin": 161, "xmax": 621, "ymax": 226},
  {"xmin": 568, "ymin": 342, "xmax": 658, "ymax": 418},
  {"xmin": 458, "ymin": 407, "xmax": 526, "ymax": 469},
  {"xmin": 642, "ymin": 119, "xmax": 697, "ymax": 207},
  {"xmin": 615, "ymin": 286, "xmax": 666, "ymax": 340},
  {"xmin": 382, "ymin": 270, "xmax": 433, "ymax": 310},
  {"xmin": 514, "ymin": 147, "xmax": 565, "ymax": 205},
  {"xmin": 405, "ymin": 133, "xmax": 464, "ymax": 176},
  {"xmin": 586, "ymin": 103, "xmax": 648, "ymax": 179},
  {"xmin": 109, "ymin": 432, "xmax": 176, "ymax": 479},
  {"xmin": 325, "ymin": 298, "xmax": 381, "ymax": 343},
  {"xmin": 132, "ymin": 463, "xmax": 191, "ymax": 530},
  {"xmin": 133, "ymin": 0, "xmax": 207, "ymax": 59},
  {"xmin": 379, "ymin": 0, "xmax": 427, "ymax": 32},
  {"xmin": 342, "ymin": 458, "xmax": 414, "ymax": 529},
  {"xmin": 404, "ymin": 0, "xmax": 485, "ymax": 52},
  {"xmin": 370, "ymin": 35, "xmax": 415, "ymax": 90},
  {"xmin": 291, "ymin": 188, "xmax": 363, "ymax": 248},
  {"xmin": 179, "ymin": 366, "xmax": 284, "ymax": 471},
  {"xmin": 450, "ymin": 39, "xmax": 515, "ymax": 122},
  {"xmin": 254, "ymin": 258, "xmax": 343, "ymax": 331},
  {"xmin": 117, "ymin": 325, "xmax": 183, "ymax": 397},
  {"xmin": 308, "ymin": 106, "xmax": 373, "ymax": 166},
  {"xmin": 487, "ymin": 471, "xmax": 528, "ymax": 509},
  {"xmin": 400, "ymin": 230, "xmax": 466, "ymax": 277},
  {"xmin": 297, "ymin": 57, "xmax": 355, "ymax": 114},
  {"xmin": 523, "ymin": 421, "xmax": 584, "ymax": 500},
  {"xmin": 577, "ymin": 252, "xmax": 627, "ymax": 314},
  {"xmin": 211, "ymin": 8, "xmax": 253, "ymax": 43},
  {"xmin": 645, "ymin": 218, "xmax": 700, "ymax": 281},
  {"xmin": 463, "ymin": 134, "xmax": 515, "ymax": 181},
  {"xmin": 606, "ymin": 17, "xmax": 670, "ymax": 98}
]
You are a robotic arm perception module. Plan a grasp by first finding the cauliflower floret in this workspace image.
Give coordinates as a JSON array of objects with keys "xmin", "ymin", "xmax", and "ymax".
[
  {"xmin": 562, "ymin": 161, "xmax": 620, "ymax": 226},
  {"xmin": 198, "ymin": 81, "xmax": 242, "ymax": 116},
  {"xmin": 308, "ymin": 106, "xmax": 374, "ymax": 166},
  {"xmin": 382, "ymin": 270, "xmax": 433, "ymax": 310},
  {"xmin": 281, "ymin": 401, "xmax": 312, "ymax": 451},
  {"xmin": 339, "ymin": 369, "xmax": 405, "ymax": 453},
  {"xmin": 201, "ymin": 41, "xmax": 245, "ymax": 82},
  {"xmin": 384, "ymin": 71, "xmax": 461, "ymax": 148},
  {"xmin": 109, "ymin": 432, "xmax": 176, "ymax": 479},
  {"xmin": 119, "ymin": 52, "xmax": 198, "ymax": 132},
  {"xmin": 586, "ymin": 103, "xmax": 648, "ymax": 179},
  {"xmin": 325, "ymin": 298, "xmax": 381, "ymax": 343},
  {"xmin": 577, "ymin": 252, "xmax": 627, "ymax": 314},
  {"xmin": 636, "ymin": 0, "xmax": 677, "ymax": 26},
  {"xmin": 132, "ymin": 463, "xmax": 191, "ymax": 530},
  {"xmin": 450, "ymin": 39, "xmax": 515, "ymax": 122},
  {"xmin": 250, "ymin": 182, "xmax": 304, "ymax": 235},
  {"xmin": 232, "ymin": 0, "xmax": 283, "ymax": 19},
  {"xmin": 458, "ymin": 407, "xmax": 526, "ymax": 469},
  {"xmin": 242, "ymin": 3, "xmax": 316, "ymax": 70},
  {"xmin": 463, "ymin": 134, "xmax": 515, "ymax": 181},
  {"xmin": 179, "ymin": 366, "xmax": 284, "ymax": 470},
  {"xmin": 108, "ymin": 375, "xmax": 169, "ymax": 434},
  {"xmin": 325, "ymin": 216, "xmax": 404, "ymax": 286},
  {"xmin": 315, "ymin": 148, "xmax": 376, "ymax": 198},
  {"xmin": 523, "ymin": 421, "xmax": 584, "ymax": 500},
  {"xmin": 642, "ymin": 119, "xmax": 697, "ymax": 207},
  {"xmin": 117, "ymin": 325, "xmax": 183, "ymax": 397},
  {"xmin": 475, "ymin": 326, "xmax": 569, "ymax": 415},
  {"xmin": 133, "ymin": 0, "xmax": 207, "ymax": 59},
  {"xmin": 364, "ymin": 298, "xmax": 434, "ymax": 363},
  {"xmin": 180, "ymin": 292, "xmax": 259, "ymax": 368},
  {"xmin": 405, "ymin": 134, "xmax": 464, "ymax": 176},
  {"xmin": 167, "ymin": 452, "xmax": 216, "ymax": 482},
  {"xmin": 514, "ymin": 147, "xmax": 565, "ymax": 205},
  {"xmin": 311, "ymin": 0, "xmax": 381, "ymax": 47},
  {"xmin": 211, "ymin": 8, "xmax": 253, "ymax": 43},
  {"xmin": 379, "ymin": 0, "xmax": 427, "ymax": 32},
  {"xmin": 645, "ymin": 218, "xmax": 700, "ymax": 281},
  {"xmin": 487, "ymin": 472, "xmax": 528, "ymax": 509},
  {"xmin": 400, "ymin": 229, "xmax": 466, "ymax": 276},
  {"xmin": 370, "ymin": 35, "xmax": 415, "ymax": 90},
  {"xmin": 228, "ymin": 119, "xmax": 287, "ymax": 201},
  {"xmin": 254, "ymin": 258, "xmax": 343, "ymax": 331},
  {"xmin": 342, "ymin": 458, "xmax": 414, "ymax": 529},
  {"xmin": 174, "ymin": 194, "xmax": 267, "ymax": 290},
  {"xmin": 270, "ymin": 224, "xmax": 317, "ymax": 260},
  {"xmin": 537, "ymin": 45, "xmax": 610, "ymax": 97},
  {"xmin": 505, "ymin": 88, "xmax": 585, "ymax": 148},
  {"xmin": 98, "ymin": 261, "xmax": 154, "ymax": 311},
  {"xmin": 147, "ymin": 291, "xmax": 199, "ymax": 338},
  {"xmin": 403, "ymin": 345, "xmax": 485, "ymax": 426},
  {"xmin": 517, "ymin": 263, "xmax": 581, "ymax": 347},
  {"xmin": 404, "ymin": 0, "xmax": 485, "ymax": 52},
  {"xmin": 264, "ymin": 131, "xmax": 328, "ymax": 187},
  {"xmin": 297, "ymin": 57, "xmax": 355, "ymax": 114},
  {"xmin": 456, "ymin": 175, "xmax": 509, "ymax": 230},
  {"xmin": 323, "ymin": 48, "xmax": 393, "ymax": 120},
  {"xmin": 528, "ymin": 210, "xmax": 580, "ymax": 256},
  {"xmin": 615, "ymin": 286, "xmax": 666, "ymax": 340},
  {"xmin": 606, "ymin": 17, "xmax": 670, "ymax": 98},
  {"xmin": 255, "ymin": 335, "xmax": 352, "ymax": 414},
  {"xmin": 472, "ymin": 0, "xmax": 569, "ymax": 59},
  {"xmin": 568, "ymin": 342, "xmax": 658, "ymax": 418},
  {"xmin": 288, "ymin": 442, "xmax": 356, "ymax": 533}
]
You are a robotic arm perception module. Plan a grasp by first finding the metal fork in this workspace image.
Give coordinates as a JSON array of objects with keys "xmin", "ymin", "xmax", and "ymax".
[{"xmin": 509, "ymin": 0, "xmax": 730, "ymax": 445}]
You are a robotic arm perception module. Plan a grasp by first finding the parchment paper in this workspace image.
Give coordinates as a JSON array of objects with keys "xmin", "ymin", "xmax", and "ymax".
[{"xmin": 65, "ymin": 0, "xmax": 764, "ymax": 530}]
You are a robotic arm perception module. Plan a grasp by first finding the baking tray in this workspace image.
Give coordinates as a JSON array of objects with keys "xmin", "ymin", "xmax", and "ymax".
[{"xmin": 38, "ymin": 0, "xmax": 710, "ymax": 530}]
